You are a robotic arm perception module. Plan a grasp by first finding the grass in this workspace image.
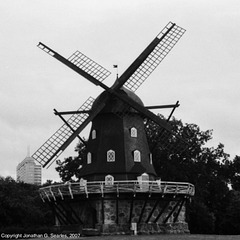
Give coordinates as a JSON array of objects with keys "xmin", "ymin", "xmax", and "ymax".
[{"xmin": 40, "ymin": 234, "xmax": 240, "ymax": 240}]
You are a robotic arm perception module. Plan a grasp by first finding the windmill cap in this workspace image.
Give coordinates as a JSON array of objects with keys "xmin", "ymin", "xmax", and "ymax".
[{"xmin": 92, "ymin": 87, "xmax": 144, "ymax": 113}]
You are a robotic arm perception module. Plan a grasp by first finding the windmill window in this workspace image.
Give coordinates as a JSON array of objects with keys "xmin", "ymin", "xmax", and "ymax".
[
  {"xmin": 130, "ymin": 127, "xmax": 137, "ymax": 138},
  {"xmin": 150, "ymin": 153, "xmax": 153, "ymax": 165},
  {"xmin": 105, "ymin": 174, "xmax": 114, "ymax": 185},
  {"xmin": 107, "ymin": 150, "xmax": 115, "ymax": 162},
  {"xmin": 92, "ymin": 130, "xmax": 96, "ymax": 139},
  {"xmin": 87, "ymin": 152, "xmax": 92, "ymax": 164},
  {"xmin": 134, "ymin": 150, "xmax": 141, "ymax": 162}
]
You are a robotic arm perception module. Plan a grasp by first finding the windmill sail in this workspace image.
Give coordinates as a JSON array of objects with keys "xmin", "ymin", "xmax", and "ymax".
[
  {"xmin": 37, "ymin": 42, "xmax": 111, "ymax": 88},
  {"xmin": 32, "ymin": 97, "xmax": 95, "ymax": 167},
  {"xmin": 120, "ymin": 22, "xmax": 185, "ymax": 92},
  {"xmin": 68, "ymin": 51, "xmax": 111, "ymax": 82}
]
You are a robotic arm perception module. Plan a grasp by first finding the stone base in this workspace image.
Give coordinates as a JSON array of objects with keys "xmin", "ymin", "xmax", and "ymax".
[
  {"xmin": 82, "ymin": 228, "xmax": 100, "ymax": 236},
  {"xmin": 96, "ymin": 222, "xmax": 190, "ymax": 235},
  {"xmin": 97, "ymin": 223, "xmax": 131, "ymax": 235},
  {"xmin": 138, "ymin": 222, "xmax": 190, "ymax": 234},
  {"xmin": 51, "ymin": 193, "xmax": 191, "ymax": 236},
  {"xmin": 53, "ymin": 224, "xmax": 82, "ymax": 234}
]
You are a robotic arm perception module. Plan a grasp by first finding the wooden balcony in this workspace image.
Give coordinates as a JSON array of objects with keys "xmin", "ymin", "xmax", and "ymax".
[{"xmin": 39, "ymin": 180, "xmax": 195, "ymax": 202}]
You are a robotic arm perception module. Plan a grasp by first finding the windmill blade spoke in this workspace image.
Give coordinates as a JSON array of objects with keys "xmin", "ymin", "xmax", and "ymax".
[
  {"xmin": 37, "ymin": 42, "xmax": 111, "ymax": 88},
  {"xmin": 32, "ymin": 97, "xmax": 95, "ymax": 168},
  {"xmin": 114, "ymin": 90, "xmax": 172, "ymax": 131},
  {"xmin": 146, "ymin": 119, "xmax": 188, "ymax": 153},
  {"xmin": 111, "ymin": 91, "xmax": 189, "ymax": 147},
  {"xmin": 114, "ymin": 22, "xmax": 185, "ymax": 92}
]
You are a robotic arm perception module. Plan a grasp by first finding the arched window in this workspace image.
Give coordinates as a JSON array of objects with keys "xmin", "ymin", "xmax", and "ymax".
[
  {"xmin": 107, "ymin": 150, "xmax": 115, "ymax": 162},
  {"xmin": 130, "ymin": 127, "xmax": 137, "ymax": 137},
  {"xmin": 105, "ymin": 175, "xmax": 114, "ymax": 185},
  {"xmin": 87, "ymin": 152, "xmax": 92, "ymax": 164},
  {"xmin": 92, "ymin": 130, "xmax": 96, "ymax": 139},
  {"xmin": 149, "ymin": 153, "xmax": 153, "ymax": 165},
  {"xmin": 134, "ymin": 150, "xmax": 141, "ymax": 162}
]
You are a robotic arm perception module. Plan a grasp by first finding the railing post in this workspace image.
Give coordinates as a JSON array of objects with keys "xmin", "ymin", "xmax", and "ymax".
[
  {"xmin": 58, "ymin": 187, "xmax": 64, "ymax": 200},
  {"xmin": 40, "ymin": 193, "xmax": 45, "ymax": 202},
  {"xmin": 44, "ymin": 190, "xmax": 51, "ymax": 202},
  {"xmin": 101, "ymin": 182, "xmax": 104, "ymax": 198},
  {"xmin": 85, "ymin": 183, "xmax": 88, "ymax": 198},
  {"xmin": 68, "ymin": 182, "xmax": 73, "ymax": 199},
  {"xmin": 50, "ymin": 187, "xmax": 56, "ymax": 201},
  {"xmin": 133, "ymin": 181, "xmax": 136, "ymax": 197},
  {"xmin": 117, "ymin": 182, "xmax": 119, "ymax": 197}
]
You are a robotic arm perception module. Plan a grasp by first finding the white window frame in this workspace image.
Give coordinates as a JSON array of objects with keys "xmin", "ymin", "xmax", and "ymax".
[
  {"xmin": 134, "ymin": 150, "xmax": 141, "ymax": 162},
  {"xmin": 92, "ymin": 129, "xmax": 96, "ymax": 139},
  {"xmin": 130, "ymin": 127, "xmax": 137, "ymax": 138},
  {"xmin": 87, "ymin": 152, "xmax": 92, "ymax": 164},
  {"xmin": 105, "ymin": 174, "xmax": 114, "ymax": 185},
  {"xmin": 107, "ymin": 150, "xmax": 115, "ymax": 162},
  {"xmin": 150, "ymin": 153, "xmax": 153, "ymax": 165}
]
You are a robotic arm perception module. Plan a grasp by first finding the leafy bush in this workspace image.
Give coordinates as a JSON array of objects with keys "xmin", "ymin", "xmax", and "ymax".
[{"xmin": 0, "ymin": 176, "xmax": 54, "ymax": 233}]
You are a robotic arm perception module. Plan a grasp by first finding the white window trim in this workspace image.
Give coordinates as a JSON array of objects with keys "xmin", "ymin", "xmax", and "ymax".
[
  {"xmin": 134, "ymin": 150, "xmax": 141, "ymax": 162},
  {"xmin": 107, "ymin": 149, "xmax": 115, "ymax": 162},
  {"xmin": 87, "ymin": 152, "xmax": 92, "ymax": 164},
  {"xmin": 130, "ymin": 127, "xmax": 137, "ymax": 138},
  {"xmin": 150, "ymin": 153, "xmax": 153, "ymax": 165},
  {"xmin": 105, "ymin": 174, "xmax": 114, "ymax": 185},
  {"xmin": 92, "ymin": 129, "xmax": 96, "ymax": 139}
]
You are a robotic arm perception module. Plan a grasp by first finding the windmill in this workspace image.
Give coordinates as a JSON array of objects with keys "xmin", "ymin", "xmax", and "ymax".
[
  {"xmin": 33, "ymin": 22, "xmax": 185, "ymax": 170},
  {"xmin": 35, "ymin": 22, "xmax": 195, "ymax": 235}
]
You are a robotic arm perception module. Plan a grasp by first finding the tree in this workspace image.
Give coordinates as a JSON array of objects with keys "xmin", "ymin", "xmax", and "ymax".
[
  {"xmin": 146, "ymin": 115, "xmax": 231, "ymax": 233},
  {"xmin": 56, "ymin": 141, "xmax": 87, "ymax": 182},
  {"xmin": 227, "ymin": 155, "xmax": 240, "ymax": 191},
  {"xmin": 217, "ymin": 190, "xmax": 240, "ymax": 234},
  {"xmin": 0, "ymin": 176, "xmax": 54, "ymax": 233}
]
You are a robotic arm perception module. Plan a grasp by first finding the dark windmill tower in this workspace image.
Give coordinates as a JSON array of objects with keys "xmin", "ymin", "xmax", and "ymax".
[
  {"xmin": 80, "ymin": 86, "xmax": 157, "ymax": 181},
  {"xmin": 33, "ymin": 22, "xmax": 195, "ymax": 235}
]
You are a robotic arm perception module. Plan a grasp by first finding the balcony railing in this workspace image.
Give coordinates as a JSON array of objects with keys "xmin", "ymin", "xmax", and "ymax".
[{"xmin": 39, "ymin": 180, "xmax": 195, "ymax": 202}]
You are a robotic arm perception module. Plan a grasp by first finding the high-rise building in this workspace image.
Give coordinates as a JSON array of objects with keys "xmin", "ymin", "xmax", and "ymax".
[{"xmin": 16, "ymin": 156, "xmax": 42, "ymax": 185}]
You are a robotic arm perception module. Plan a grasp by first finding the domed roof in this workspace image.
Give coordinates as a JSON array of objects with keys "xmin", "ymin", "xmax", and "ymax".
[
  {"xmin": 91, "ymin": 87, "xmax": 144, "ymax": 113},
  {"xmin": 120, "ymin": 87, "xmax": 144, "ymax": 106}
]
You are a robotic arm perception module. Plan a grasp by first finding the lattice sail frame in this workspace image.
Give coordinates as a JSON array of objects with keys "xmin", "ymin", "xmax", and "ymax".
[
  {"xmin": 68, "ymin": 51, "xmax": 111, "ymax": 82},
  {"xmin": 32, "ymin": 97, "xmax": 95, "ymax": 166},
  {"xmin": 123, "ymin": 22, "xmax": 185, "ymax": 92},
  {"xmin": 37, "ymin": 42, "xmax": 111, "ymax": 84}
]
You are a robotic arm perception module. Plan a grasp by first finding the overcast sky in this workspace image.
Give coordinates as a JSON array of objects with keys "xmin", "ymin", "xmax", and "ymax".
[{"xmin": 1, "ymin": 0, "xmax": 240, "ymax": 182}]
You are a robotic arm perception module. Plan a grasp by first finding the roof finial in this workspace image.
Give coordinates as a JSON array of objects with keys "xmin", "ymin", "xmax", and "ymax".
[{"xmin": 113, "ymin": 65, "xmax": 118, "ymax": 79}]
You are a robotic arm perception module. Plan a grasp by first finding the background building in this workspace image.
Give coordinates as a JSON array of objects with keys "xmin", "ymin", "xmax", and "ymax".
[{"xmin": 16, "ymin": 155, "xmax": 42, "ymax": 185}]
